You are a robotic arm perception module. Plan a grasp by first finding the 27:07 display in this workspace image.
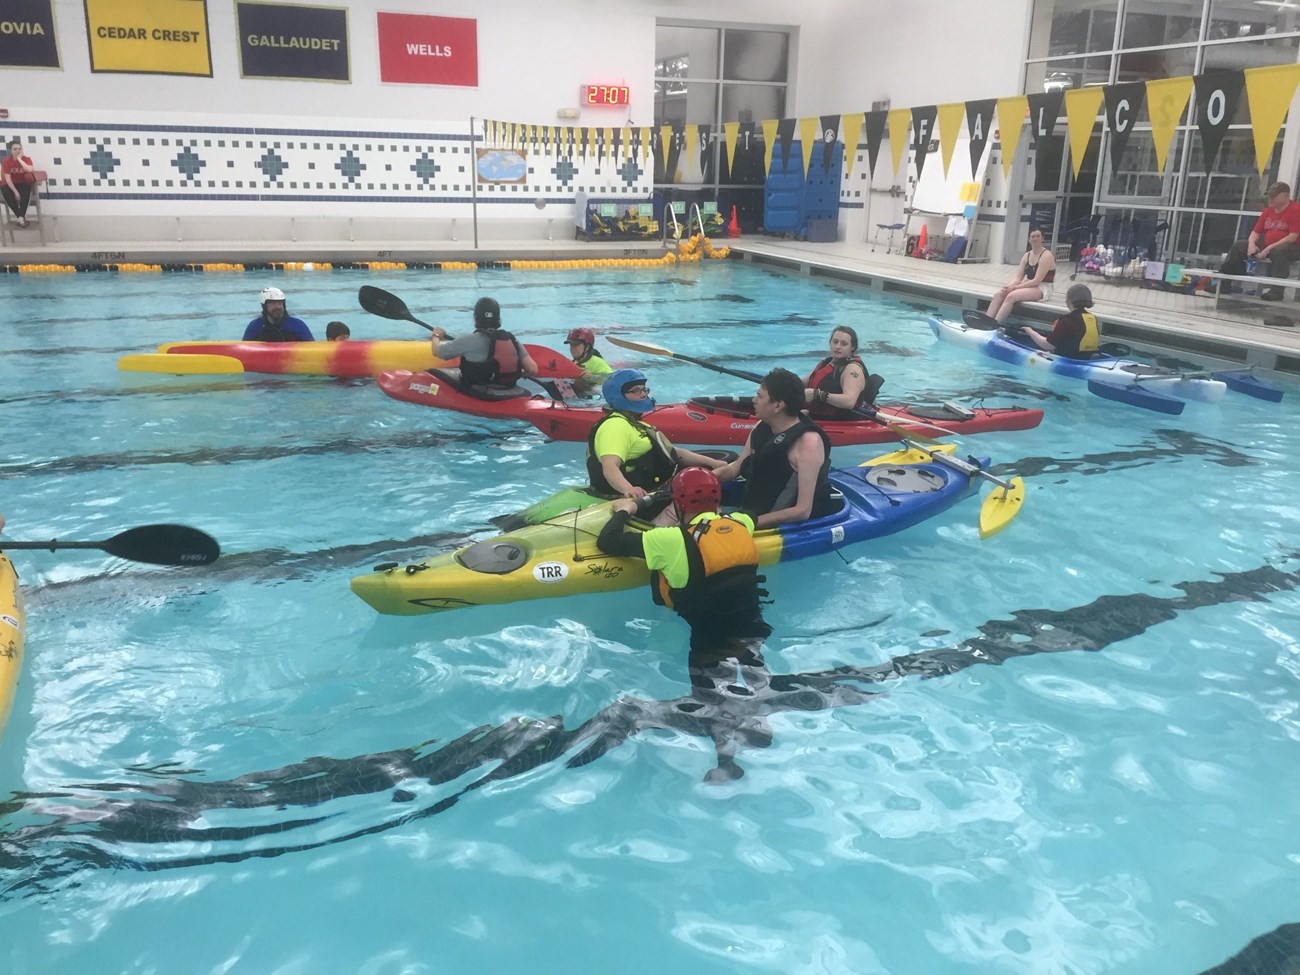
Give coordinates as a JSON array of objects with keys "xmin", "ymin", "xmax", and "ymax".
[{"xmin": 585, "ymin": 85, "xmax": 630, "ymax": 106}]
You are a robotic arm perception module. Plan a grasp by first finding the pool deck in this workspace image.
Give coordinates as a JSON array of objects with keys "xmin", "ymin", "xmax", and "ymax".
[{"xmin": 5, "ymin": 231, "xmax": 1298, "ymax": 375}]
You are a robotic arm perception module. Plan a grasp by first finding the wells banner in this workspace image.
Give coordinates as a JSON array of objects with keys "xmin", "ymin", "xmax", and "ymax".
[
  {"xmin": 376, "ymin": 12, "xmax": 476, "ymax": 87},
  {"xmin": 0, "ymin": 0, "xmax": 59, "ymax": 69},
  {"xmin": 84, "ymin": 0, "xmax": 210, "ymax": 76},
  {"xmin": 237, "ymin": 2, "xmax": 348, "ymax": 82}
]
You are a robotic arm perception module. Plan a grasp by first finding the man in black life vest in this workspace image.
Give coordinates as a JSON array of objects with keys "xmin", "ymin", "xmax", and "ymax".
[
  {"xmin": 429, "ymin": 297, "xmax": 538, "ymax": 392},
  {"xmin": 715, "ymin": 368, "xmax": 837, "ymax": 528}
]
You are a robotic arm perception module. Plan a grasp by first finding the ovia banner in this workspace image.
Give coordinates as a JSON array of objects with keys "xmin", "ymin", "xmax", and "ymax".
[
  {"xmin": 0, "ymin": 0, "xmax": 59, "ymax": 69},
  {"xmin": 236, "ymin": 1, "xmax": 348, "ymax": 82},
  {"xmin": 84, "ymin": 0, "xmax": 210, "ymax": 76}
]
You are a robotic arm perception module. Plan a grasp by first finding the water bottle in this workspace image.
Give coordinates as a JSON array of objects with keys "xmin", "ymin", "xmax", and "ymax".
[{"xmin": 1247, "ymin": 256, "xmax": 1257, "ymax": 275}]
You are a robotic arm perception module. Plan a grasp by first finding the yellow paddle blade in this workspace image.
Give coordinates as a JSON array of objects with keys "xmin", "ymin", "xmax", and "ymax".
[
  {"xmin": 605, "ymin": 335, "xmax": 674, "ymax": 357},
  {"xmin": 862, "ymin": 442, "xmax": 957, "ymax": 466},
  {"xmin": 118, "ymin": 353, "xmax": 245, "ymax": 375},
  {"xmin": 978, "ymin": 476, "xmax": 1024, "ymax": 539}
]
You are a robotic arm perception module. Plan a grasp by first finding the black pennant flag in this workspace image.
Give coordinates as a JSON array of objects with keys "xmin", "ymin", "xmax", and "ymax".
[
  {"xmin": 1026, "ymin": 90, "xmax": 1064, "ymax": 148},
  {"xmin": 775, "ymin": 118, "xmax": 797, "ymax": 168},
  {"xmin": 1103, "ymin": 82, "xmax": 1147, "ymax": 172},
  {"xmin": 910, "ymin": 105, "xmax": 937, "ymax": 178},
  {"xmin": 863, "ymin": 111, "xmax": 887, "ymax": 177},
  {"xmin": 1193, "ymin": 69, "xmax": 1245, "ymax": 173},
  {"xmin": 819, "ymin": 114, "xmax": 840, "ymax": 170},
  {"xmin": 965, "ymin": 99, "xmax": 996, "ymax": 176}
]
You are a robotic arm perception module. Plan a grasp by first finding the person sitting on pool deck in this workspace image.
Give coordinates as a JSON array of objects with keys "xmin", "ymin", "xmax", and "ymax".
[
  {"xmin": 566, "ymin": 326, "xmax": 613, "ymax": 394},
  {"xmin": 986, "ymin": 227, "xmax": 1056, "ymax": 323},
  {"xmin": 243, "ymin": 287, "xmax": 314, "ymax": 342},
  {"xmin": 715, "ymin": 368, "xmax": 836, "ymax": 528},
  {"xmin": 1004, "ymin": 283, "xmax": 1100, "ymax": 358},
  {"xmin": 429, "ymin": 297, "xmax": 538, "ymax": 395},
  {"xmin": 587, "ymin": 369, "xmax": 726, "ymax": 505},
  {"xmin": 803, "ymin": 325, "xmax": 883, "ymax": 420},
  {"xmin": 325, "ymin": 321, "xmax": 350, "ymax": 342}
]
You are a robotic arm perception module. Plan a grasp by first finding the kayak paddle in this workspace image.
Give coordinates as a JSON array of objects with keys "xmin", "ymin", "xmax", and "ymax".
[
  {"xmin": 358, "ymin": 285, "xmax": 440, "ymax": 335},
  {"xmin": 605, "ymin": 335, "xmax": 959, "ymax": 441},
  {"xmin": 961, "ymin": 309, "xmax": 1001, "ymax": 330},
  {"xmin": 2, "ymin": 524, "xmax": 220, "ymax": 566},
  {"xmin": 865, "ymin": 439, "xmax": 1024, "ymax": 539}
]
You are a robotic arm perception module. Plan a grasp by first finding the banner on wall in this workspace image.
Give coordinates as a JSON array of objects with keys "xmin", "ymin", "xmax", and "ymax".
[
  {"xmin": 0, "ymin": 0, "xmax": 59, "ymax": 69},
  {"xmin": 236, "ymin": 1, "xmax": 348, "ymax": 82},
  {"xmin": 84, "ymin": 0, "xmax": 211, "ymax": 76},
  {"xmin": 910, "ymin": 105, "xmax": 937, "ymax": 178},
  {"xmin": 964, "ymin": 99, "xmax": 996, "ymax": 177},
  {"xmin": 376, "ymin": 12, "xmax": 476, "ymax": 87},
  {"xmin": 1103, "ymin": 82, "xmax": 1146, "ymax": 173}
]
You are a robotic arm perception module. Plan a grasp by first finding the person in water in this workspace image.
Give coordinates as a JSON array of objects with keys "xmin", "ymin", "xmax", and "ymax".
[
  {"xmin": 716, "ymin": 368, "xmax": 836, "ymax": 528},
  {"xmin": 429, "ymin": 297, "xmax": 538, "ymax": 392},
  {"xmin": 1005, "ymin": 283, "xmax": 1100, "ymax": 358},
  {"xmin": 587, "ymin": 368, "xmax": 726, "ymax": 514},
  {"xmin": 986, "ymin": 227, "xmax": 1056, "ymax": 323},
  {"xmin": 803, "ymin": 325, "xmax": 881, "ymax": 420},
  {"xmin": 565, "ymin": 327, "xmax": 613, "ymax": 393},
  {"xmin": 325, "ymin": 321, "xmax": 350, "ymax": 341},
  {"xmin": 243, "ymin": 286, "xmax": 314, "ymax": 342}
]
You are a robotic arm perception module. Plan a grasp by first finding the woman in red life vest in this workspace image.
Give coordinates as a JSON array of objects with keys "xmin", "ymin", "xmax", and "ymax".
[{"xmin": 802, "ymin": 326, "xmax": 878, "ymax": 420}]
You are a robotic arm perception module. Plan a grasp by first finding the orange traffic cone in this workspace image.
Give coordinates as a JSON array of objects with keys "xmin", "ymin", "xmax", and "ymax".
[
  {"xmin": 727, "ymin": 205, "xmax": 741, "ymax": 238},
  {"xmin": 915, "ymin": 223, "xmax": 928, "ymax": 258}
]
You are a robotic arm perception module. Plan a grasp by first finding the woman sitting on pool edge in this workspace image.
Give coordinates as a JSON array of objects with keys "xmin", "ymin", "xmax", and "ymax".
[
  {"xmin": 986, "ymin": 228, "xmax": 1056, "ymax": 323},
  {"xmin": 803, "ymin": 325, "xmax": 883, "ymax": 420}
]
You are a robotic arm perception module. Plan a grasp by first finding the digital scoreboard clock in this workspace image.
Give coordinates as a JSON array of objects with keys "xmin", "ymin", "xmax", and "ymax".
[{"xmin": 584, "ymin": 84, "xmax": 630, "ymax": 106}]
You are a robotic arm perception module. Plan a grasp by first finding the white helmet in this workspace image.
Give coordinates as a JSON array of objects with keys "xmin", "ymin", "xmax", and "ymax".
[{"xmin": 259, "ymin": 286, "xmax": 286, "ymax": 303}]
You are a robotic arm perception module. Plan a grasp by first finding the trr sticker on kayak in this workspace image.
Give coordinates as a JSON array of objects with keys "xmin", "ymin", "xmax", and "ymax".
[{"xmin": 534, "ymin": 562, "xmax": 569, "ymax": 583}]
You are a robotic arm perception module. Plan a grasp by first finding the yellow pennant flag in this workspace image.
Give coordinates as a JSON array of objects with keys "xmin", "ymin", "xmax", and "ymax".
[
  {"xmin": 1063, "ymin": 87, "xmax": 1105, "ymax": 179},
  {"xmin": 1145, "ymin": 76, "xmax": 1194, "ymax": 173},
  {"xmin": 887, "ymin": 108, "xmax": 910, "ymax": 176},
  {"xmin": 602, "ymin": 127, "xmax": 613, "ymax": 162},
  {"xmin": 936, "ymin": 103, "xmax": 965, "ymax": 179},
  {"xmin": 684, "ymin": 124, "xmax": 699, "ymax": 175},
  {"xmin": 996, "ymin": 96, "xmax": 1029, "ymax": 178},
  {"xmin": 799, "ymin": 117, "xmax": 818, "ymax": 176},
  {"xmin": 1245, "ymin": 64, "xmax": 1300, "ymax": 176},
  {"xmin": 761, "ymin": 118, "xmax": 779, "ymax": 178},
  {"xmin": 724, "ymin": 121, "xmax": 740, "ymax": 176},
  {"xmin": 639, "ymin": 127, "xmax": 651, "ymax": 162},
  {"xmin": 840, "ymin": 113, "xmax": 863, "ymax": 180}
]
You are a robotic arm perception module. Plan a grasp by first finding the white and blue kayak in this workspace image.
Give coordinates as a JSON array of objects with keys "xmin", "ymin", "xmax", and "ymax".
[{"xmin": 928, "ymin": 315, "xmax": 1228, "ymax": 404}]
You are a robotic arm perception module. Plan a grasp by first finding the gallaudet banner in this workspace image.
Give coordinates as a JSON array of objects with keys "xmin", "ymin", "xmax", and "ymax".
[
  {"xmin": 0, "ymin": 0, "xmax": 59, "ymax": 69},
  {"xmin": 376, "ymin": 12, "xmax": 476, "ymax": 87},
  {"xmin": 85, "ymin": 0, "xmax": 211, "ymax": 76},
  {"xmin": 237, "ymin": 1, "xmax": 348, "ymax": 82}
]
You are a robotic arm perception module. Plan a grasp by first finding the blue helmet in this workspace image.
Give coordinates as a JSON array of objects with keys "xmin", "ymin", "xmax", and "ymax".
[{"xmin": 602, "ymin": 368, "xmax": 655, "ymax": 414}]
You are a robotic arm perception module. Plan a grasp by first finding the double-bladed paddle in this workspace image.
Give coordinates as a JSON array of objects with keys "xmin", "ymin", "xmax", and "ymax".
[
  {"xmin": 358, "ymin": 285, "xmax": 439, "ymax": 334},
  {"xmin": 2, "ymin": 524, "xmax": 220, "ymax": 566}
]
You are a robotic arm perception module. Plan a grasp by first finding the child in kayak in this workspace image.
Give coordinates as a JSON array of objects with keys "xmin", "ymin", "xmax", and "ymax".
[
  {"xmin": 325, "ymin": 321, "xmax": 350, "ymax": 341},
  {"xmin": 566, "ymin": 327, "xmax": 613, "ymax": 395},
  {"xmin": 1003, "ymin": 283, "xmax": 1100, "ymax": 359}
]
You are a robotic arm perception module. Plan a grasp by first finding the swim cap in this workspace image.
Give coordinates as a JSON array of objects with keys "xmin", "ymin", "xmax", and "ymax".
[
  {"xmin": 566, "ymin": 327, "xmax": 595, "ymax": 346},
  {"xmin": 259, "ymin": 286, "xmax": 286, "ymax": 303},
  {"xmin": 602, "ymin": 368, "xmax": 654, "ymax": 414},
  {"xmin": 474, "ymin": 297, "xmax": 501, "ymax": 329},
  {"xmin": 1066, "ymin": 283, "xmax": 1094, "ymax": 309},
  {"xmin": 671, "ymin": 467, "xmax": 721, "ymax": 519}
]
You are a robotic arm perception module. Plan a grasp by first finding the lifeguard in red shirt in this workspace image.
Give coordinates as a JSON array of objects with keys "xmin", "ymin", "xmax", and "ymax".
[
  {"xmin": 1221, "ymin": 181, "xmax": 1300, "ymax": 300},
  {"xmin": 1, "ymin": 140, "xmax": 38, "ymax": 228}
]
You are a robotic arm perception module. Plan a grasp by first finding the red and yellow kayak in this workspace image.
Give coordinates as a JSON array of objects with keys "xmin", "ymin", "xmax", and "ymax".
[
  {"xmin": 119, "ymin": 342, "xmax": 582, "ymax": 379},
  {"xmin": 0, "ymin": 552, "xmax": 25, "ymax": 745}
]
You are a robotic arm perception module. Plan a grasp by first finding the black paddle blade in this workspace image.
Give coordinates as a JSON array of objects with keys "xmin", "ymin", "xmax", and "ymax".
[
  {"xmin": 961, "ymin": 309, "xmax": 1001, "ymax": 330},
  {"xmin": 1097, "ymin": 342, "xmax": 1132, "ymax": 357},
  {"xmin": 105, "ymin": 524, "xmax": 220, "ymax": 566},
  {"xmin": 358, "ymin": 286, "xmax": 431, "ymax": 330}
]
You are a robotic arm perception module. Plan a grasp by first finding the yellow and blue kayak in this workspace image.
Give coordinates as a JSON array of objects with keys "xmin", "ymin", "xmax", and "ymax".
[
  {"xmin": 0, "ymin": 552, "xmax": 26, "ymax": 744},
  {"xmin": 350, "ymin": 458, "xmax": 982, "ymax": 616}
]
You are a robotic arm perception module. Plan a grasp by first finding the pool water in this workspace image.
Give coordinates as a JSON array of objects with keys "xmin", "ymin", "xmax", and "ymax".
[{"xmin": 2, "ymin": 263, "xmax": 1299, "ymax": 974}]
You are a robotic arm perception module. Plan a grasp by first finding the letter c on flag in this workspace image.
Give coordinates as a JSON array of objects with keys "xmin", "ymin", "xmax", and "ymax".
[{"xmin": 1115, "ymin": 99, "xmax": 1130, "ymax": 133}]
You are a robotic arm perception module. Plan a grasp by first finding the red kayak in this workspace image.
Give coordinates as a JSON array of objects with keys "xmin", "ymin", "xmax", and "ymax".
[
  {"xmin": 377, "ymin": 370, "xmax": 1044, "ymax": 446},
  {"xmin": 152, "ymin": 341, "xmax": 582, "ymax": 379}
]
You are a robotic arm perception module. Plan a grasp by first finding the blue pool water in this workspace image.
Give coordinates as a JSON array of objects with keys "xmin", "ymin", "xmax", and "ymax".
[{"xmin": 2, "ymin": 263, "xmax": 1299, "ymax": 974}]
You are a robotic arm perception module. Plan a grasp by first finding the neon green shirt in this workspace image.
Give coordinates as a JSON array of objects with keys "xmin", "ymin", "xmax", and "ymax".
[
  {"xmin": 640, "ymin": 511, "xmax": 757, "ymax": 589},
  {"xmin": 579, "ymin": 353, "xmax": 614, "ymax": 377},
  {"xmin": 592, "ymin": 411, "xmax": 674, "ymax": 463}
]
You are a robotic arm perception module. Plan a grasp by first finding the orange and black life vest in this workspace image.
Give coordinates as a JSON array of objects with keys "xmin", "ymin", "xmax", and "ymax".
[
  {"xmin": 460, "ymin": 329, "xmax": 524, "ymax": 387},
  {"xmin": 651, "ymin": 515, "xmax": 767, "ymax": 643}
]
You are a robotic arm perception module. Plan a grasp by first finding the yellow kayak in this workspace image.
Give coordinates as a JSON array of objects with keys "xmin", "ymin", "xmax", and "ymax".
[{"xmin": 0, "ymin": 552, "xmax": 26, "ymax": 744}]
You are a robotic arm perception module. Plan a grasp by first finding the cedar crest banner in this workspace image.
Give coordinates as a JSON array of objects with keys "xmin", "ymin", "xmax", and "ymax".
[
  {"xmin": 0, "ymin": 0, "xmax": 59, "ymax": 69},
  {"xmin": 84, "ymin": 0, "xmax": 211, "ymax": 76},
  {"xmin": 237, "ymin": 1, "xmax": 349, "ymax": 82}
]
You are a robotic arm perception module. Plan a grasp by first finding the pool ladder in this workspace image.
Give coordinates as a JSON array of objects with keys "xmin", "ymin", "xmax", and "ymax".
[{"xmin": 661, "ymin": 203, "xmax": 709, "ymax": 247}]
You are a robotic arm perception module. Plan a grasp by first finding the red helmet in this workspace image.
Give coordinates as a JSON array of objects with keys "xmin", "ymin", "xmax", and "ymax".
[
  {"xmin": 671, "ymin": 467, "xmax": 721, "ymax": 519},
  {"xmin": 566, "ymin": 327, "xmax": 596, "ymax": 346}
]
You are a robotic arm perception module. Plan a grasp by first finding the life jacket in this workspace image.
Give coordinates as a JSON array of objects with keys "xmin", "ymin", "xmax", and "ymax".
[
  {"xmin": 651, "ymin": 514, "xmax": 769, "ymax": 643},
  {"xmin": 740, "ymin": 416, "xmax": 835, "ymax": 518},
  {"xmin": 253, "ymin": 317, "xmax": 302, "ymax": 342},
  {"xmin": 459, "ymin": 329, "xmax": 523, "ymax": 387},
  {"xmin": 807, "ymin": 355, "xmax": 876, "ymax": 419},
  {"xmin": 1055, "ymin": 310, "xmax": 1100, "ymax": 358},
  {"xmin": 585, "ymin": 412, "xmax": 677, "ymax": 497}
]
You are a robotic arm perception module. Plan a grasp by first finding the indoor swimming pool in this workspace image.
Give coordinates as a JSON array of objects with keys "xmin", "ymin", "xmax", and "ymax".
[{"xmin": 1, "ymin": 261, "xmax": 1298, "ymax": 974}]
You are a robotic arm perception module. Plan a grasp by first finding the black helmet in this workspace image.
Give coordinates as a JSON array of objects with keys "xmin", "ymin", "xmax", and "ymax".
[
  {"xmin": 1066, "ymin": 284, "xmax": 1094, "ymax": 309},
  {"xmin": 474, "ymin": 297, "xmax": 501, "ymax": 329}
]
